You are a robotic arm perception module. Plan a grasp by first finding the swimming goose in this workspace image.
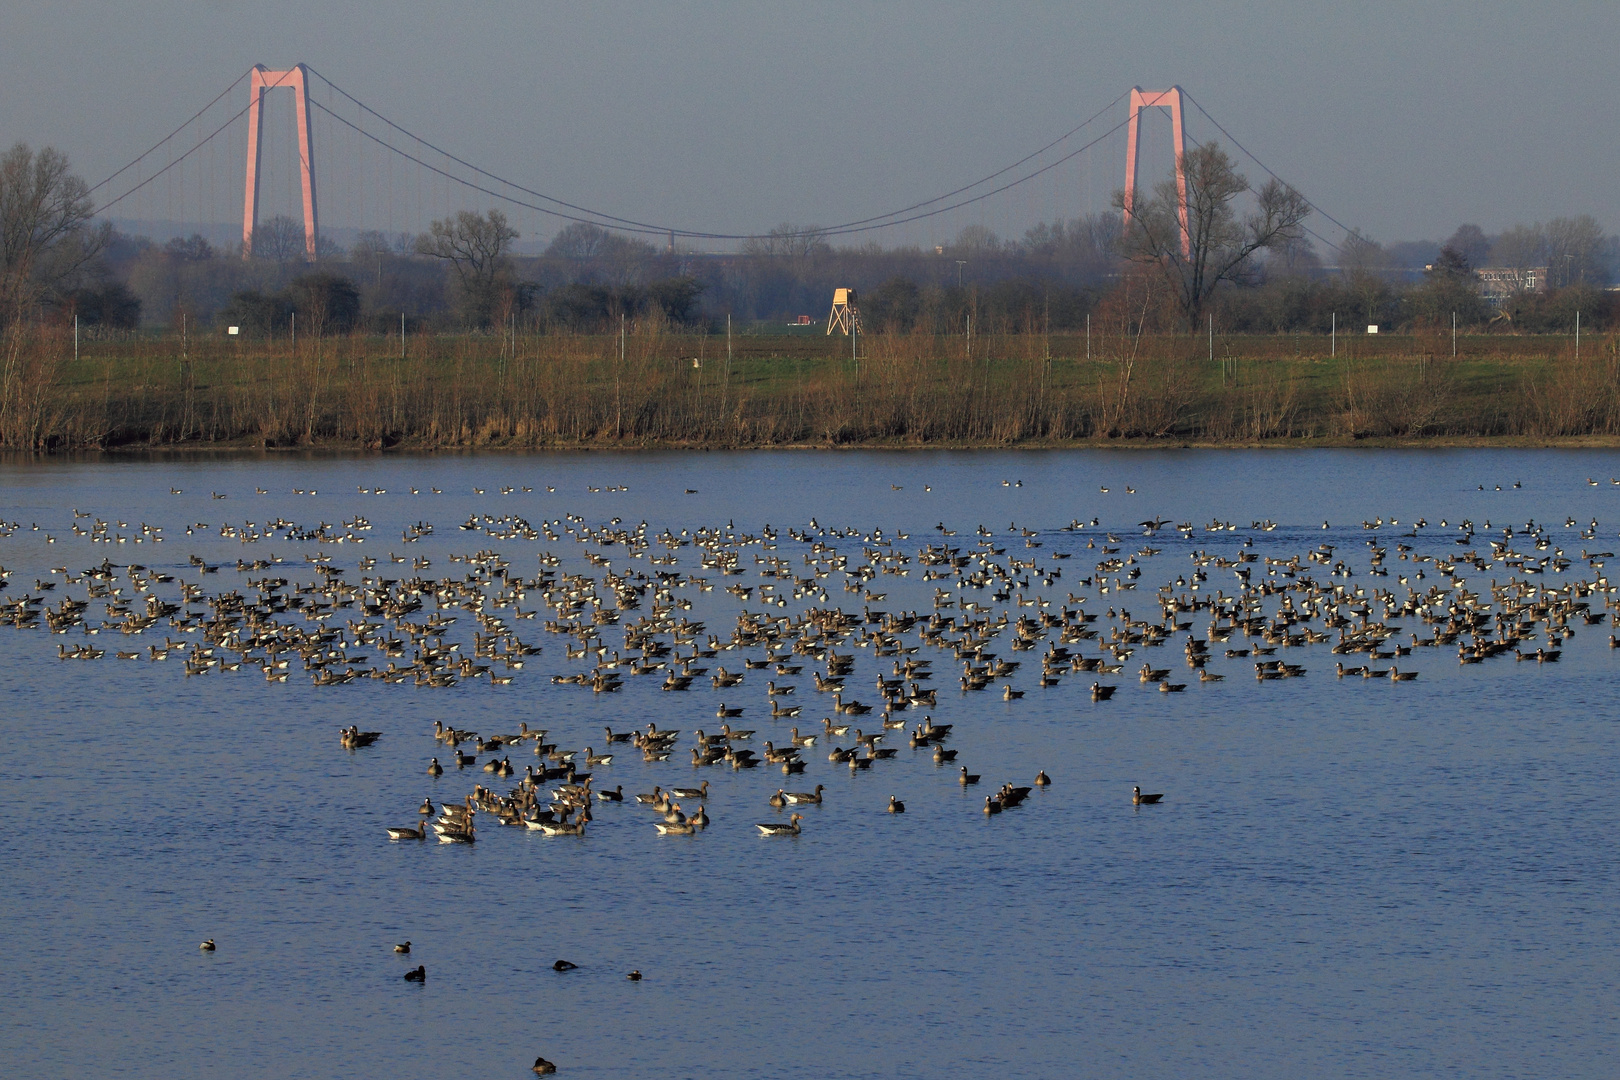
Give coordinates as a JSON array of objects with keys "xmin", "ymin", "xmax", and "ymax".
[
  {"xmin": 403, "ymin": 965, "xmax": 426, "ymax": 982},
  {"xmin": 200, "ymin": 939, "xmax": 216, "ymax": 951},
  {"xmin": 418, "ymin": 798, "xmax": 434, "ymax": 815},
  {"xmin": 769, "ymin": 789, "xmax": 787, "ymax": 808},
  {"xmin": 595, "ymin": 785, "xmax": 624, "ymax": 802},
  {"xmin": 532, "ymin": 1056, "xmax": 558, "ymax": 1075},
  {"xmin": 386, "ymin": 821, "xmax": 427, "ymax": 840},
  {"xmin": 394, "ymin": 942, "xmax": 411, "ymax": 953},
  {"xmin": 1035, "ymin": 770, "xmax": 1052, "ymax": 787},
  {"xmin": 983, "ymin": 796, "xmax": 1003, "ymax": 815},
  {"xmin": 932, "ymin": 745, "xmax": 958, "ymax": 764},
  {"xmin": 427, "ymin": 758, "xmax": 443, "ymax": 777},
  {"xmin": 1132, "ymin": 785, "xmax": 1164, "ymax": 805},
  {"xmin": 959, "ymin": 766, "xmax": 981, "ymax": 786},
  {"xmin": 887, "ymin": 795, "xmax": 906, "ymax": 814},
  {"xmin": 784, "ymin": 785, "xmax": 824, "ymax": 805},
  {"xmin": 756, "ymin": 813, "xmax": 803, "ymax": 836},
  {"xmin": 669, "ymin": 780, "xmax": 710, "ymax": 801},
  {"xmin": 552, "ymin": 959, "xmax": 578, "ymax": 971},
  {"xmin": 627, "ymin": 970, "xmax": 642, "ymax": 981},
  {"xmin": 634, "ymin": 785, "xmax": 663, "ymax": 805}
]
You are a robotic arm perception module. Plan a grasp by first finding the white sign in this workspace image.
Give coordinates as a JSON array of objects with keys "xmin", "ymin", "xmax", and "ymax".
[
  {"xmin": 228, "ymin": 326, "xmax": 239, "ymax": 336},
  {"xmin": 1367, "ymin": 325, "xmax": 1379, "ymax": 334}
]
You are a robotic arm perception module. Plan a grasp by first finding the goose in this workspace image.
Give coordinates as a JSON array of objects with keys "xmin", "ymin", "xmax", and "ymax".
[
  {"xmin": 719, "ymin": 723, "xmax": 755, "ymax": 740},
  {"xmin": 583, "ymin": 747, "xmax": 613, "ymax": 766},
  {"xmin": 788, "ymin": 727, "xmax": 816, "ymax": 747},
  {"xmin": 833, "ymin": 693, "xmax": 872, "ymax": 715},
  {"xmin": 394, "ymin": 942, "xmax": 411, "ymax": 954},
  {"xmin": 1158, "ymin": 680, "xmax": 1187, "ymax": 693},
  {"xmin": 689, "ymin": 805, "xmax": 710, "ymax": 829},
  {"xmin": 532, "ymin": 1056, "xmax": 558, "ymax": 1075},
  {"xmin": 552, "ymin": 959, "xmax": 578, "ymax": 971},
  {"xmin": 418, "ymin": 798, "xmax": 434, "ymax": 815},
  {"xmin": 437, "ymin": 823, "xmax": 477, "ymax": 844},
  {"xmin": 1198, "ymin": 669, "xmax": 1224, "ymax": 682},
  {"xmin": 715, "ymin": 703, "xmax": 744, "ymax": 718},
  {"xmin": 403, "ymin": 965, "xmax": 426, "ymax": 982},
  {"xmin": 1091, "ymin": 683, "xmax": 1116, "ymax": 700},
  {"xmin": 782, "ymin": 759, "xmax": 807, "ymax": 774},
  {"xmin": 932, "ymin": 745, "xmax": 958, "ymax": 764},
  {"xmin": 1389, "ymin": 667, "xmax": 1419, "ymax": 681},
  {"xmin": 604, "ymin": 726, "xmax": 634, "ymax": 743},
  {"xmin": 627, "ymin": 970, "xmax": 642, "ymax": 981},
  {"xmin": 784, "ymin": 785, "xmax": 824, "ymax": 805},
  {"xmin": 200, "ymin": 939, "xmax": 216, "ymax": 951},
  {"xmin": 668, "ymin": 781, "xmax": 710, "ymax": 801},
  {"xmin": 595, "ymin": 785, "xmax": 624, "ymax": 802},
  {"xmin": 1132, "ymin": 785, "xmax": 1164, "ymax": 805},
  {"xmin": 959, "ymin": 766, "xmax": 981, "ymax": 786},
  {"xmin": 386, "ymin": 821, "xmax": 427, "ymax": 840},
  {"xmin": 769, "ymin": 789, "xmax": 788, "ymax": 808},
  {"xmin": 983, "ymin": 796, "xmax": 1003, "ymax": 815},
  {"xmin": 427, "ymin": 758, "xmax": 443, "ymax": 777},
  {"xmin": 823, "ymin": 718, "xmax": 850, "ymax": 736},
  {"xmin": 536, "ymin": 820, "xmax": 586, "ymax": 836},
  {"xmin": 887, "ymin": 795, "xmax": 906, "ymax": 814},
  {"xmin": 756, "ymin": 813, "xmax": 803, "ymax": 836},
  {"xmin": 1002, "ymin": 684, "xmax": 1024, "ymax": 700},
  {"xmin": 655, "ymin": 819, "xmax": 695, "ymax": 835},
  {"xmin": 1035, "ymin": 770, "xmax": 1052, "ymax": 787}
]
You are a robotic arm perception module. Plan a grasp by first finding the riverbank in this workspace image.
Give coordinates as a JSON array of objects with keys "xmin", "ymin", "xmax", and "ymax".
[{"xmin": 2, "ymin": 327, "xmax": 1614, "ymax": 451}]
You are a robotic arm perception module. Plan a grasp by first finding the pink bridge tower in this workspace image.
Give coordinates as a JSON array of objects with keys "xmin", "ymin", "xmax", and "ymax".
[
  {"xmin": 241, "ymin": 64, "xmax": 319, "ymax": 261},
  {"xmin": 1121, "ymin": 86, "xmax": 1189, "ymax": 258}
]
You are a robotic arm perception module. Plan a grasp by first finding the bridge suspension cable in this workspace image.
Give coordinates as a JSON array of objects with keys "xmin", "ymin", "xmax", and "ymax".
[{"xmin": 84, "ymin": 65, "xmax": 1355, "ymax": 255}]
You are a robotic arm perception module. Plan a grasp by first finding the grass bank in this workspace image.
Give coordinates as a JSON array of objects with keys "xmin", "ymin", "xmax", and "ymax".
[{"xmin": 2, "ymin": 323, "xmax": 1617, "ymax": 452}]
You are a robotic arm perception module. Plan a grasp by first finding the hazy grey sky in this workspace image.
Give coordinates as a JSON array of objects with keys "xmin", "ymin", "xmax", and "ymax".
[{"xmin": 5, "ymin": 1, "xmax": 1617, "ymax": 249}]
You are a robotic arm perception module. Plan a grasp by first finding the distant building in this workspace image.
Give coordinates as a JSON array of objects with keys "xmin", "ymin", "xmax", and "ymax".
[{"xmin": 1474, "ymin": 266, "xmax": 1548, "ymax": 303}]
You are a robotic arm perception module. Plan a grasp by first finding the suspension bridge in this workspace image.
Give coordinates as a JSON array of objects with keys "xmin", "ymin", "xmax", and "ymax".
[{"xmin": 87, "ymin": 64, "xmax": 1351, "ymax": 262}]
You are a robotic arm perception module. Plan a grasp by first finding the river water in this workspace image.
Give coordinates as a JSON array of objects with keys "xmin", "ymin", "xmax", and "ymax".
[{"xmin": 1, "ymin": 449, "xmax": 1617, "ymax": 1079}]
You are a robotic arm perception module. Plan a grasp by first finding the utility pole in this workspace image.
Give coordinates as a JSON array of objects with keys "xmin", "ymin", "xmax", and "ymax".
[
  {"xmin": 291, "ymin": 311, "xmax": 295, "ymax": 351},
  {"xmin": 74, "ymin": 314, "xmax": 79, "ymax": 363},
  {"xmin": 956, "ymin": 261, "xmax": 966, "ymax": 288},
  {"xmin": 1576, "ymin": 310, "xmax": 1581, "ymax": 361},
  {"xmin": 1208, "ymin": 313, "xmax": 1213, "ymax": 363},
  {"xmin": 1331, "ymin": 312, "xmax": 1335, "ymax": 358},
  {"xmin": 1086, "ymin": 313, "xmax": 1091, "ymax": 361},
  {"xmin": 401, "ymin": 312, "xmax": 406, "ymax": 360}
]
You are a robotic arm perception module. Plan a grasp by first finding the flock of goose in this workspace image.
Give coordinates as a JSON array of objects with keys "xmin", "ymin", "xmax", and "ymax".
[{"xmin": 3, "ymin": 493, "xmax": 1618, "ymax": 855}]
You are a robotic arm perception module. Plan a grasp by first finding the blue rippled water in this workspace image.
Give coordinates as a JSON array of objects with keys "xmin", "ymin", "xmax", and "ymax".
[{"xmin": 1, "ymin": 448, "xmax": 1617, "ymax": 1079}]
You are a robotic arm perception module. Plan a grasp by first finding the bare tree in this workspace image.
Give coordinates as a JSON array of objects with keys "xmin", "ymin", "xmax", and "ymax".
[
  {"xmin": 0, "ymin": 143, "xmax": 106, "ymax": 327},
  {"xmin": 1114, "ymin": 142, "xmax": 1310, "ymax": 328},
  {"xmin": 416, "ymin": 209, "xmax": 519, "ymax": 326},
  {"xmin": 742, "ymin": 223, "xmax": 831, "ymax": 261},
  {"xmin": 251, "ymin": 215, "xmax": 306, "ymax": 264}
]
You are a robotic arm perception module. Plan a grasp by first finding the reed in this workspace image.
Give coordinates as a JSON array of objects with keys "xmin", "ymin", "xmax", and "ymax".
[{"xmin": 3, "ymin": 321, "xmax": 1616, "ymax": 451}]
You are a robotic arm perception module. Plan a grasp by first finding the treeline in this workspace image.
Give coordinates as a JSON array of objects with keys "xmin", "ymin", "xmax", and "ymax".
[
  {"xmin": 73, "ymin": 215, "xmax": 1618, "ymax": 342},
  {"xmin": 5, "ymin": 139, "xmax": 1617, "ymax": 344}
]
